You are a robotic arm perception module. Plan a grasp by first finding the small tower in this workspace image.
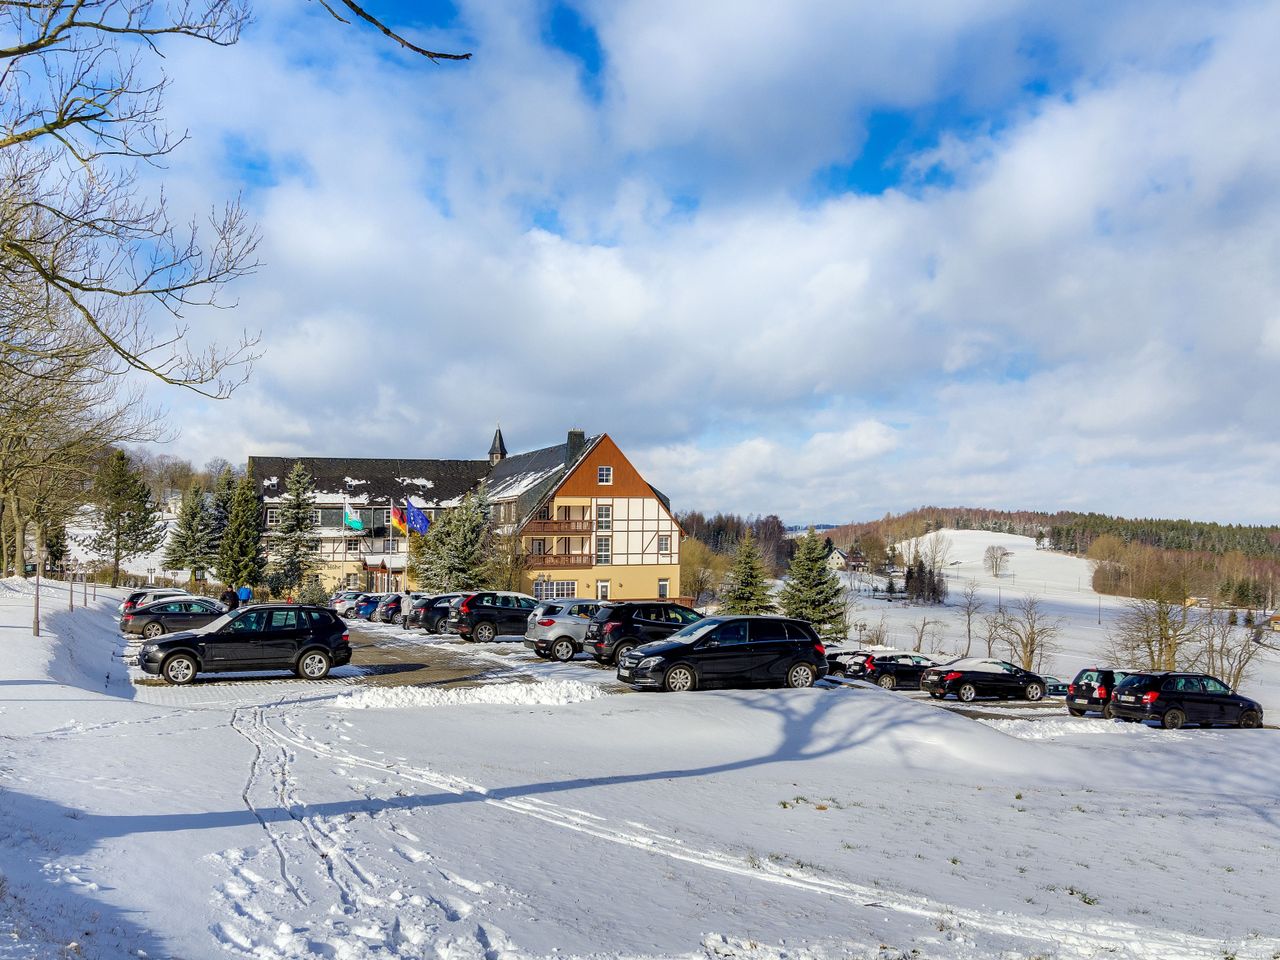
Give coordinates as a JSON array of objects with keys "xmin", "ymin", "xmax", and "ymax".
[{"xmin": 489, "ymin": 427, "xmax": 507, "ymax": 466}]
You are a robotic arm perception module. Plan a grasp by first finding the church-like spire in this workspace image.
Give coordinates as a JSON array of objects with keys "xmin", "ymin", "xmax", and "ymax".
[{"xmin": 489, "ymin": 426, "xmax": 507, "ymax": 465}]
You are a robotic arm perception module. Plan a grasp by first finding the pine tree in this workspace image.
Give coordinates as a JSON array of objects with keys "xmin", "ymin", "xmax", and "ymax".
[
  {"xmin": 718, "ymin": 530, "xmax": 776, "ymax": 615},
  {"xmin": 780, "ymin": 528, "xmax": 847, "ymax": 640},
  {"xmin": 208, "ymin": 467, "xmax": 237, "ymax": 560},
  {"xmin": 217, "ymin": 472, "xmax": 265, "ymax": 589},
  {"xmin": 162, "ymin": 482, "xmax": 217, "ymax": 585},
  {"xmin": 408, "ymin": 492, "xmax": 493, "ymax": 593},
  {"xmin": 83, "ymin": 450, "xmax": 165, "ymax": 587},
  {"xmin": 268, "ymin": 462, "xmax": 321, "ymax": 593}
]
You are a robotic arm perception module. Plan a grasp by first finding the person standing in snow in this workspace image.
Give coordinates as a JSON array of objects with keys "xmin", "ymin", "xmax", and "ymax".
[
  {"xmin": 219, "ymin": 586, "xmax": 239, "ymax": 611},
  {"xmin": 237, "ymin": 583, "xmax": 253, "ymax": 604}
]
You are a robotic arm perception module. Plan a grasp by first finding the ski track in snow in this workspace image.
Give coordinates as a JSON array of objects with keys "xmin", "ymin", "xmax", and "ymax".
[{"xmin": 214, "ymin": 706, "xmax": 1257, "ymax": 960}]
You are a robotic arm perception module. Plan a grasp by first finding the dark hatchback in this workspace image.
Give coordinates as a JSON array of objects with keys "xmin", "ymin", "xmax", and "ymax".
[
  {"xmin": 1066, "ymin": 667, "xmax": 1132, "ymax": 719},
  {"xmin": 408, "ymin": 593, "xmax": 467, "ymax": 633},
  {"xmin": 122, "ymin": 597, "xmax": 225, "ymax": 638},
  {"xmin": 1110, "ymin": 672, "xmax": 1264, "ymax": 729},
  {"xmin": 920, "ymin": 658, "xmax": 1048, "ymax": 702},
  {"xmin": 844, "ymin": 651, "xmax": 941, "ymax": 690},
  {"xmin": 585, "ymin": 602, "xmax": 703, "ymax": 665},
  {"xmin": 446, "ymin": 592, "xmax": 538, "ymax": 642},
  {"xmin": 138, "ymin": 605, "xmax": 352, "ymax": 685},
  {"xmin": 617, "ymin": 615, "xmax": 827, "ymax": 692}
]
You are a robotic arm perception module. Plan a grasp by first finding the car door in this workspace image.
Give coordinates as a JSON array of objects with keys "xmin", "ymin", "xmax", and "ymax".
[
  {"xmin": 212, "ymin": 609, "xmax": 268, "ymax": 665},
  {"xmin": 185, "ymin": 600, "xmax": 222, "ymax": 629},
  {"xmin": 628, "ymin": 606, "xmax": 662, "ymax": 644},
  {"xmin": 1198, "ymin": 675, "xmax": 1234, "ymax": 723},
  {"xmin": 257, "ymin": 609, "xmax": 305, "ymax": 665},
  {"xmin": 513, "ymin": 597, "xmax": 537, "ymax": 633},
  {"xmin": 901, "ymin": 656, "xmax": 933, "ymax": 688},
  {"xmin": 149, "ymin": 601, "xmax": 190, "ymax": 631},
  {"xmin": 692, "ymin": 619, "xmax": 751, "ymax": 684},
  {"xmin": 747, "ymin": 619, "xmax": 792, "ymax": 684}
]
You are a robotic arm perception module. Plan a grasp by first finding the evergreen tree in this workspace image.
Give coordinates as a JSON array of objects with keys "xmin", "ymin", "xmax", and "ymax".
[
  {"xmin": 83, "ymin": 450, "xmax": 165, "ymax": 587},
  {"xmin": 162, "ymin": 483, "xmax": 217, "ymax": 585},
  {"xmin": 268, "ymin": 462, "xmax": 321, "ymax": 593},
  {"xmin": 408, "ymin": 492, "xmax": 492, "ymax": 593},
  {"xmin": 780, "ymin": 528, "xmax": 847, "ymax": 640},
  {"xmin": 217, "ymin": 473, "xmax": 265, "ymax": 588},
  {"xmin": 718, "ymin": 530, "xmax": 776, "ymax": 615},
  {"xmin": 209, "ymin": 467, "xmax": 237, "ymax": 559}
]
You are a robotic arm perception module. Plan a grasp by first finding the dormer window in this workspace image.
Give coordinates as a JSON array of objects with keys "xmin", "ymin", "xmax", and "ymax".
[{"xmin": 598, "ymin": 466, "xmax": 613, "ymax": 485}]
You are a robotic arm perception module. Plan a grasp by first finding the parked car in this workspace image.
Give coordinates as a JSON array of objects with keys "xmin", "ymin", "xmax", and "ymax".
[
  {"xmin": 446, "ymin": 591, "xmax": 538, "ymax": 641},
  {"xmin": 1042, "ymin": 676, "xmax": 1069, "ymax": 697},
  {"xmin": 1065, "ymin": 667, "xmax": 1131, "ymax": 718},
  {"xmin": 329, "ymin": 590, "xmax": 363, "ymax": 611},
  {"xmin": 920, "ymin": 658, "xmax": 1048, "ymax": 702},
  {"xmin": 334, "ymin": 593, "xmax": 374, "ymax": 617},
  {"xmin": 1110, "ymin": 672, "xmax": 1264, "ymax": 729},
  {"xmin": 407, "ymin": 593, "xmax": 467, "ymax": 632},
  {"xmin": 836, "ymin": 651, "xmax": 944, "ymax": 690},
  {"xmin": 352, "ymin": 594, "xmax": 386, "ymax": 620},
  {"xmin": 121, "ymin": 597, "xmax": 226, "ymax": 638},
  {"xmin": 523, "ymin": 598, "xmax": 601, "ymax": 661},
  {"xmin": 616, "ymin": 615, "xmax": 827, "ymax": 691},
  {"xmin": 137, "ymin": 605, "xmax": 353, "ymax": 685},
  {"xmin": 584, "ymin": 602, "xmax": 704, "ymax": 665},
  {"xmin": 118, "ymin": 587, "xmax": 189, "ymax": 615},
  {"xmin": 824, "ymin": 648, "xmax": 890, "ymax": 680},
  {"xmin": 373, "ymin": 593, "xmax": 407, "ymax": 623}
]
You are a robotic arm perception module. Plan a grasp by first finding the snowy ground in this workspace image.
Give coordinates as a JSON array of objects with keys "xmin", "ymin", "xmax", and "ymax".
[{"xmin": 1, "ymin": 536, "xmax": 1278, "ymax": 960}]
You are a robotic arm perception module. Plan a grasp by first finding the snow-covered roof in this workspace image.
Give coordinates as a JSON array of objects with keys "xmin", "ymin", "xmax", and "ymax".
[{"xmin": 247, "ymin": 456, "xmax": 490, "ymax": 508}]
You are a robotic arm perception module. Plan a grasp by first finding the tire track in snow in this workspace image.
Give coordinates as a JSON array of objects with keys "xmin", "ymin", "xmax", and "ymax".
[{"xmin": 262, "ymin": 712, "xmax": 1264, "ymax": 960}]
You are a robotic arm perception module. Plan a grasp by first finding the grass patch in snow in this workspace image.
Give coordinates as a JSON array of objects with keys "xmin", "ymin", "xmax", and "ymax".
[{"xmin": 334, "ymin": 679, "xmax": 605, "ymax": 710}]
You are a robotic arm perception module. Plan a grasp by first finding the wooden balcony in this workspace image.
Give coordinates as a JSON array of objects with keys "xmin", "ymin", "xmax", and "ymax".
[
  {"xmin": 524, "ymin": 519, "xmax": 595, "ymax": 535},
  {"xmin": 527, "ymin": 553, "xmax": 594, "ymax": 569}
]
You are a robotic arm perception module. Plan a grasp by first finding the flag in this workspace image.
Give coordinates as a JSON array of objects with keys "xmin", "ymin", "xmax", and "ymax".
[
  {"xmin": 391, "ymin": 504, "xmax": 408, "ymax": 535},
  {"xmin": 406, "ymin": 502, "xmax": 431, "ymax": 535},
  {"xmin": 343, "ymin": 499, "xmax": 364, "ymax": 531}
]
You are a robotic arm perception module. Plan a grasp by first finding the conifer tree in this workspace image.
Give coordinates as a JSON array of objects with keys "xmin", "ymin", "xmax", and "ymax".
[
  {"xmin": 163, "ymin": 482, "xmax": 217, "ymax": 585},
  {"xmin": 83, "ymin": 450, "xmax": 165, "ymax": 587},
  {"xmin": 209, "ymin": 467, "xmax": 237, "ymax": 559},
  {"xmin": 408, "ymin": 492, "xmax": 493, "ymax": 593},
  {"xmin": 780, "ymin": 528, "xmax": 847, "ymax": 640},
  {"xmin": 718, "ymin": 530, "xmax": 776, "ymax": 614},
  {"xmin": 217, "ymin": 472, "xmax": 265, "ymax": 589},
  {"xmin": 268, "ymin": 462, "xmax": 321, "ymax": 593}
]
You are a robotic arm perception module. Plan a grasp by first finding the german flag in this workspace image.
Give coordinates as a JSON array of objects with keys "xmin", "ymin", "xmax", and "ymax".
[{"xmin": 391, "ymin": 504, "xmax": 408, "ymax": 535}]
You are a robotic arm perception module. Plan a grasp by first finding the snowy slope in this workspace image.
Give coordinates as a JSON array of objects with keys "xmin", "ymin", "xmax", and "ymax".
[{"xmin": 1, "ymin": 575, "xmax": 1278, "ymax": 960}]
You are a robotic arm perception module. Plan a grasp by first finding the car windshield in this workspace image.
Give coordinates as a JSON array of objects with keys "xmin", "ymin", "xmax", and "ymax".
[
  {"xmin": 1116, "ymin": 674, "xmax": 1150, "ymax": 690},
  {"xmin": 668, "ymin": 618, "xmax": 723, "ymax": 643},
  {"xmin": 195, "ymin": 613, "xmax": 235, "ymax": 633}
]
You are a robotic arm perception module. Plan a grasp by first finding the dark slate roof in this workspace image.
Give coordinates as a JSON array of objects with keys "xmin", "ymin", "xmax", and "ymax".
[
  {"xmin": 489, "ymin": 428, "xmax": 507, "ymax": 459},
  {"xmin": 484, "ymin": 434, "xmax": 601, "ymax": 523},
  {"xmin": 247, "ymin": 456, "xmax": 490, "ymax": 508}
]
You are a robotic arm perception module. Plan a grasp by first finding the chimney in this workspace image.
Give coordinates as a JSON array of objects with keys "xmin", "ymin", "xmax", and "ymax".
[{"xmin": 566, "ymin": 428, "xmax": 586, "ymax": 464}]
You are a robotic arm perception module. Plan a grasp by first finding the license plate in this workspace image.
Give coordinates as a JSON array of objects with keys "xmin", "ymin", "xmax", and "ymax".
[
  {"xmin": 1122, "ymin": 695, "xmax": 1138, "ymax": 702},
  {"xmin": 618, "ymin": 669, "xmax": 632, "ymax": 678}
]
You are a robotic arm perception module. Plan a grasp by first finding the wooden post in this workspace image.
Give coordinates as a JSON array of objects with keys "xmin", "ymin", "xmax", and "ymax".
[
  {"xmin": 33, "ymin": 564, "xmax": 40, "ymax": 637},
  {"xmin": 69, "ymin": 564, "xmax": 74, "ymax": 611}
]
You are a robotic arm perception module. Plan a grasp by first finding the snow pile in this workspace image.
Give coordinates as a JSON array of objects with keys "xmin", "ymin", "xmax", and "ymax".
[
  {"xmin": 981, "ymin": 717, "xmax": 1193, "ymax": 741},
  {"xmin": 334, "ymin": 679, "xmax": 606, "ymax": 709}
]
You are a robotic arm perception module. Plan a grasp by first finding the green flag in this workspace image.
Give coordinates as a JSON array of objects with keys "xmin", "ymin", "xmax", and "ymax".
[{"xmin": 343, "ymin": 499, "xmax": 364, "ymax": 531}]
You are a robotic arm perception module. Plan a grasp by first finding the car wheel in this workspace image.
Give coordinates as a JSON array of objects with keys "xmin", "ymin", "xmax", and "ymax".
[
  {"xmin": 143, "ymin": 622, "xmax": 165, "ymax": 639},
  {"xmin": 663, "ymin": 664, "xmax": 696, "ymax": 692},
  {"xmin": 298, "ymin": 650, "xmax": 332, "ymax": 680},
  {"xmin": 877, "ymin": 674, "xmax": 895, "ymax": 690},
  {"xmin": 1239, "ymin": 710, "xmax": 1262, "ymax": 729},
  {"xmin": 1067, "ymin": 706, "xmax": 1085, "ymax": 718},
  {"xmin": 397, "ymin": 614, "xmax": 406, "ymax": 627},
  {"xmin": 613, "ymin": 642, "xmax": 637, "ymax": 665},
  {"xmin": 786, "ymin": 662, "xmax": 817, "ymax": 688},
  {"xmin": 1024, "ymin": 682, "xmax": 1045, "ymax": 702},
  {"xmin": 550, "ymin": 639, "xmax": 576, "ymax": 662},
  {"xmin": 1102, "ymin": 701, "xmax": 1116, "ymax": 721},
  {"xmin": 1162, "ymin": 708, "xmax": 1186, "ymax": 730},
  {"xmin": 958, "ymin": 683, "xmax": 977, "ymax": 702},
  {"xmin": 473, "ymin": 622, "xmax": 496, "ymax": 643},
  {"xmin": 162, "ymin": 654, "xmax": 197, "ymax": 686}
]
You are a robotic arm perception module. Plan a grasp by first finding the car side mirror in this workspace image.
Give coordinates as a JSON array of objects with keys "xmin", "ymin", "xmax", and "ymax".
[{"xmin": 699, "ymin": 638, "xmax": 718, "ymax": 649}]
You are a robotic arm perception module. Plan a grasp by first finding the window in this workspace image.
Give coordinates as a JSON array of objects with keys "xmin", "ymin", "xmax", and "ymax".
[
  {"xmin": 749, "ymin": 620, "xmax": 787, "ymax": 642},
  {"xmin": 534, "ymin": 580, "xmax": 577, "ymax": 600},
  {"xmin": 596, "ymin": 537, "xmax": 611, "ymax": 565},
  {"xmin": 657, "ymin": 578, "xmax": 669, "ymax": 599},
  {"xmin": 1202, "ymin": 677, "xmax": 1231, "ymax": 694},
  {"xmin": 596, "ymin": 504, "xmax": 612, "ymax": 531},
  {"xmin": 657, "ymin": 535, "xmax": 671, "ymax": 553},
  {"xmin": 345, "ymin": 539, "xmax": 361, "ymax": 553},
  {"xmin": 519, "ymin": 597, "xmax": 536, "ymax": 609},
  {"xmin": 596, "ymin": 580, "xmax": 610, "ymax": 600},
  {"xmin": 268, "ymin": 610, "xmax": 298, "ymax": 631},
  {"xmin": 714, "ymin": 621, "xmax": 749, "ymax": 645},
  {"xmin": 536, "ymin": 505, "xmax": 550, "ymax": 521},
  {"xmin": 345, "ymin": 573, "xmax": 361, "ymax": 589},
  {"xmin": 312, "ymin": 509, "xmax": 322, "ymax": 526},
  {"xmin": 598, "ymin": 465, "xmax": 613, "ymax": 485},
  {"xmin": 531, "ymin": 538, "xmax": 546, "ymax": 555},
  {"xmin": 265, "ymin": 508, "xmax": 280, "ymax": 526}
]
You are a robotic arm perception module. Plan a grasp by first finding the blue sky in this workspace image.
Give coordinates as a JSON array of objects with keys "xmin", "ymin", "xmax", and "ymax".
[{"xmin": 146, "ymin": 0, "xmax": 1280, "ymax": 524}]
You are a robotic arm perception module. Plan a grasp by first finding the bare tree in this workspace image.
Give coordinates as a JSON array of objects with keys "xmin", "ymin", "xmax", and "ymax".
[
  {"xmin": 922, "ymin": 530, "xmax": 953, "ymax": 572},
  {"xmin": 996, "ymin": 595, "xmax": 1060, "ymax": 671},
  {"xmin": 1196, "ymin": 611, "xmax": 1265, "ymax": 690},
  {"xmin": 958, "ymin": 580, "xmax": 984, "ymax": 657},
  {"xmin": 863, "ymin": 612, "xmax": 889, "ymax": 647},
  {"xmin": 1106, "ymin": 597, "xmax": 1201, "ymax": 672},
  {"xmin": 983, "ymin": 544, "xmax": 1012, "ymax": 578},
  {"xmin": 906, "ymin": 615, "xmax": 945, "ymax": 654},
  {"xmin": 980, "ymin": 604, "xmax": 1007, "ymax": 657}
]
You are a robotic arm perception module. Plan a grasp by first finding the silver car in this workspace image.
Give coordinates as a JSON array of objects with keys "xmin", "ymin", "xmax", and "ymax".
[{"xmin": 524, "ymin": 598, "xmax": 601, "ymax": 661}]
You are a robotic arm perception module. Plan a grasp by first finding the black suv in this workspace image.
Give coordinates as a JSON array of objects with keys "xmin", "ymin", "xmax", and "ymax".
[
  {"xmin": 446, "ymin": 592, "xmax": 538, "ymax": 642},
  {"xmin": 617, "ymin": 616, "xmax": 827, "ymax": 691},
  {"xmin": 584, "ymin": 602, "xmax": 703, "ymax": 665},
  {"xmin": 409, "ymin": 593, "xmax": 466, "ymax": 633},
  {"xmin": 1110, "ymin": 672, "xmax": 1264, "ymax": 729},
  {"xmin": 1066, "ymin": 667, "xmax": 1131, "ymax": 719},
  {"xmin": 847, "ymin": 652, "xmax": 940, "ymax": 690},
  {"xmin": 138, "ymin": 605, "xmax": 352, "ymax": 685}
]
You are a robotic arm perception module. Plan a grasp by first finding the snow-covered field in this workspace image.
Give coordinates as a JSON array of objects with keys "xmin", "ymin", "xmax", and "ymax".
[{"xmin": 2, "ymin": 533, "xmax": 1279, "ymax": 960}]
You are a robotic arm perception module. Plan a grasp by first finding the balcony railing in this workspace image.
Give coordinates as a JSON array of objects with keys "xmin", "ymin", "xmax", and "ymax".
[
  {"xmin": 527, "ymin": 553, "xmax": 594, "ymax": 569},
  {"xmin": 524, "ymin": 519, "xmax": 595, "ymax": 535}
]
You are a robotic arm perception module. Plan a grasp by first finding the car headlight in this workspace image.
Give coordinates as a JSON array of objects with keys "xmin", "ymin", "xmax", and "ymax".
[{"xmin": 637, "ymin": 656, "xmax": 663, "ymax": 670}]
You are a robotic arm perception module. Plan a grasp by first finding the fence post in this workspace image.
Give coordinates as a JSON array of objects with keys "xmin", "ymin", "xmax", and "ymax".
[{"xmin": 33, "ymin": 565, "xmax": 41, "ymax": 637}]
